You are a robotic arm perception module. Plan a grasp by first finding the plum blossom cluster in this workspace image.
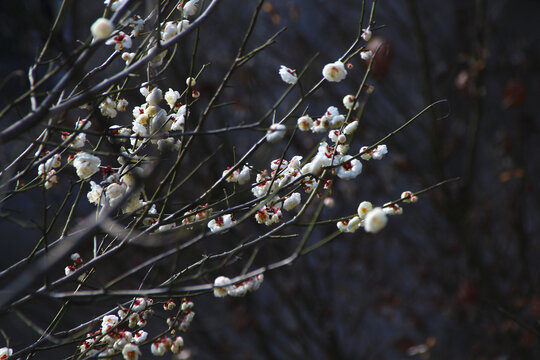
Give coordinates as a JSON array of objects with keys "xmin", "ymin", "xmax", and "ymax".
[
  {"xmin": 401, "ymin": 190, "xmax": 419, "ymax": 203},
  {"xmin": 78, "ymin": 297, "xmax": 193, "ymax": 359},
  {"xmin": 223, "ymin": 165, "xmax": 251, "ymax": 185},
  {"xmin": 75, "ymin": 84, "xmax": 197, "ymax": 217},
  {"xmin": 360, "ymin": 144, "xmax": 388, "ymax": 160},
  {"xmin": 150, "ymin": 336, "xmax": 185, "ymax": 356},
  {"xmin": 296, "ymin": 106, "xmax": 346, "ymax": 133},
  {"xmin": 37, "ymin": 153, "xmax": 61, "ymax": 189},
  {"xmin": 207, "ymin": 213, "xmax": 236, "ymax": 233},
  {"xmin": 165, "ymin": 299, "xmax": 196, "ymax": 334},
  {"xmin": 213, "ymin": 274, "xmax": 264, "ymax": 298},
  {"xmin": 182, "ymin": 203, "xmax": 213, "ymax": 226},
  {"xmin": 75, "ymin": 0, "xmax": 205, "ymax": 206},
  {"xmin": 337, "ymin": 201, "xmax": 390, "ymax": 234},
  {"xmin": 336, "ymin": 193, "xmax": 412, "ymax": 234}
]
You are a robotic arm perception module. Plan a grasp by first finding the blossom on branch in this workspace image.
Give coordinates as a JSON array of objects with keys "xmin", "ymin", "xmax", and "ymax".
[
  {"xmin": 322, "ymin": 60, "xmax": 347, "ymax": 82},
  {"xmin": 364, "ymin": 207, "xmax": 388, "ymax": 233},
  {"xmin": 266, "ymin": 123, "xmax": 287, "ymax": 143},
  {"xmin": 278, "ymin": 65, "xmax": 298, "ymax": 84},
  {"xmin": 72, "ymin": 152, "xmax": 101, "ymax": 180},
  {"xmin": 91, "ymin": 18, "xmax": 114, "ymax": 40}
]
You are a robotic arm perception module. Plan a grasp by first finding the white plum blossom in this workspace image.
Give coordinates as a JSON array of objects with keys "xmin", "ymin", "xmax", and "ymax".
[
  {"xmin": 344, "ymin": 120, "xmax": 359, "ymax": 135},
  {"xmin": 104, "ymin": 0, "xmax": 128, "ymax": 12},
  {"xmin": 181, "ymin": 300, "xmax": 194, "ymax": 312},
  {"xmin": 146, "ymin": 87, "xmax": 163, "ymax": 106},
  {"xmin": 133, "ymin": 330, "xmax": 148, "ymax": 344},
  {"xmin": 62, "ymin": 132, "xmax": 86, "ymax": 148},
  {"xmin": 177, "ymin": 103, "xmax": 189, "ymax": 117},
  {"xmin": 297, "ymin": 115, "xmax": 313, "ymax": 131},
  {"xmin": 207, "ymin": 214, "xmax": 236, "ymax": 233},
  {"xmin": 255, "ymin": 205, "xmax": 282, "ymax": 226},
  {"xmin": 123, "ymin": 191, "xmax": 144, "ymax": 213},
  {"xmin": 322, "ymin": 60, "xmax": 347, "ymax": 82},
  {"xmin": 122, "ymin": 52, "xmax": 135, "ymax": 65},
  {"xmin": 122, "ymin": 344, "xmax": 141, "ymax": 360},
  {"xmin": 106, "ymin": 31, "xmax": 132, "ymax": 51},
  {"xmin": 131, "ymin": 297, "xmax": 147, "ymax": 312},
  {"xmin": 186, "ymin": 77, "xmax": 196, "ymax": 87},
  {"xmin": 73, "ymin": 152, "xmax": 101, "ymax": 180},
  {"xmin": 336, "ymin": 155, "xmax": 362, "ymax": 180},
  {"xmin": 151, "ymin": 338, "xmax": 170, "ymax": 356},
  {"xmin": 364, "ymin": 207, "xmax": 388, "ymax": 233},
  {"xmin": 0, "ymin": 347, "xmax": 13, "ymax": 359},
  {"xmin": 124, "ymin": 15, "xmax": 144, "ymax": 37},
  {"xmin": 266, "ymin": 123, "xmax": 287, "ymax": 143},
  {"xmin": 401, "ymin": 190, "xmax": 418, "ymax": 203},
  {"xmin": 44, "ymin": 170, "xmax": 58, "ymax": 189},
  {"xmin": 101, "ymin": 314, "xmax": 119, "ymax": 334},
  {"xmin": 139, "ymin": 85, "xmax": 150, "ymax": 98},
  {"xmin": 177, "ymin": 20, "xmax": 190, "ymax": 33},
  {"xmin": 116, "ymin": 98, "xmax": 129, "ymax": 112},
  {"xmin": 227, "ymin": 274, "xmax": 264, "ymax": 297},
  {"xmin": 161, "ymin": 21, "xmax": 178, "ymax": 43},
  {"xmin": 343, "ymin": 94, "xmax": 359, "ymax": 110},
  {"xmin": 223, "ymin": 165, "xmax": 251, "ymax": 185},
  {"xmin": 99, "ymin": 97, "xmax": 118, "ymax": 118},
  {"xmin": 105, "ymin": 182, "xmax": 127, "ymax": 207},
  {"xmin": 312, "ymin": 115, "xmax": 331, "ymax": 133},
  {"xmin": 301, "ymin": 141, "xmax": 335, "ymax": 175},
  {"xmin": 278, "ymin": 65, "xmax": 298, "ymax": 84},
  {"xmin": 38, "ymin": 154, "xmax": 61, "ymax": 176},
  {"xmin": 214, "ymin": 274, "xmax": 264, "ymax": 298},
  {"xmin": 313, "ymin": 106, "xmax": 344, "ymax": 133},
  {"xmin": 283, "ymin": 192, "xmax": 301, "ymax": 211},
  {"xmin": 170, "ymin": 114, "xmax": 186, "ymax": 131},
  {"xmin": 360, "ymin": 50, "xmax": 373, "ymax": 61},
  {"xmin": 108, "ymin": 125, "xmax": 130, "ymax": 144},
  {"xmin": 359, "ymin": 146, "xmax": 372, "ymax": 160},
  {"xmin": 75, "ymin": 118, "xmax": 91, "ymax": 130},
  {"xmin": 71, "ymin": 252, "xmax": 82, "ymax": 263},
  {"xmin": 270, "ymin": 158, "xmax": 288, "ymax": 171},
  {"xmin": 361, "ymin": 27, "xmax": 372, "ymax": 41},
  {"xmin": 360, "ymin": 144, "xmax": 388, "ymax": 160},
  {"xmin": 171, "ymin": 336, "xmax": 184, "ymax": 354},
  {"xmin": 151, "ymin": 108, "xmax": 168, "ymax": 134},
  {"xmin": 372, "ymin": 144, "xmax": 388, "ymax": 160},
  {"xmin": 357, "ymin": 201, "xmax": 373, "ymax": 218},
  {"xmin": 213, "ymin": 276, "xmax": 231, "ymax": 297},
  {"xmin": 165, "ymin": 88, "xmax": 180, "ymax": 109},
  {"xmin": 383, "ymin": 203, "xmax": 403, "ymax": 216},
  {"xmin": 179, "ymin": 311, "xmax": 195, "ymax": 331},
  {"xmin": 337, "ymin": 216, "xmax": 362, "ymax": 233},
  {"xmin": 91, "ymin": 18, "xmax": 114, "ymax": 40},
  {"xmin": 114, "ymin": 332, "xmax": 132, "ymax": 351},
  {"xmin": 87, "ymin": 181, "xmax": 104, "ymax": 206},
  {"xmin": 289, "ymin": 155, "xmax": 303, "ymax": 170},
  {"xmin": 328, "ymin": 130, "xmax": 347, "ymax": 144},
  {"xmin": 337, "ymin": 143, "xmax": 349, "ymax": 155},
  {"xmin": 182, "ymin": 0, "xmax": 199, "ymax": 17},
  {"xmin": 157, "ymin": 137, "xmax": 181, "ymax": 152}
]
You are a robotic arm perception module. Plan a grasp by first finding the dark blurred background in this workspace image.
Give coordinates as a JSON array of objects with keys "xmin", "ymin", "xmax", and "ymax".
[{"xmin": 0, "ymin": 0, "xmax": 539, "ymax": 359}]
